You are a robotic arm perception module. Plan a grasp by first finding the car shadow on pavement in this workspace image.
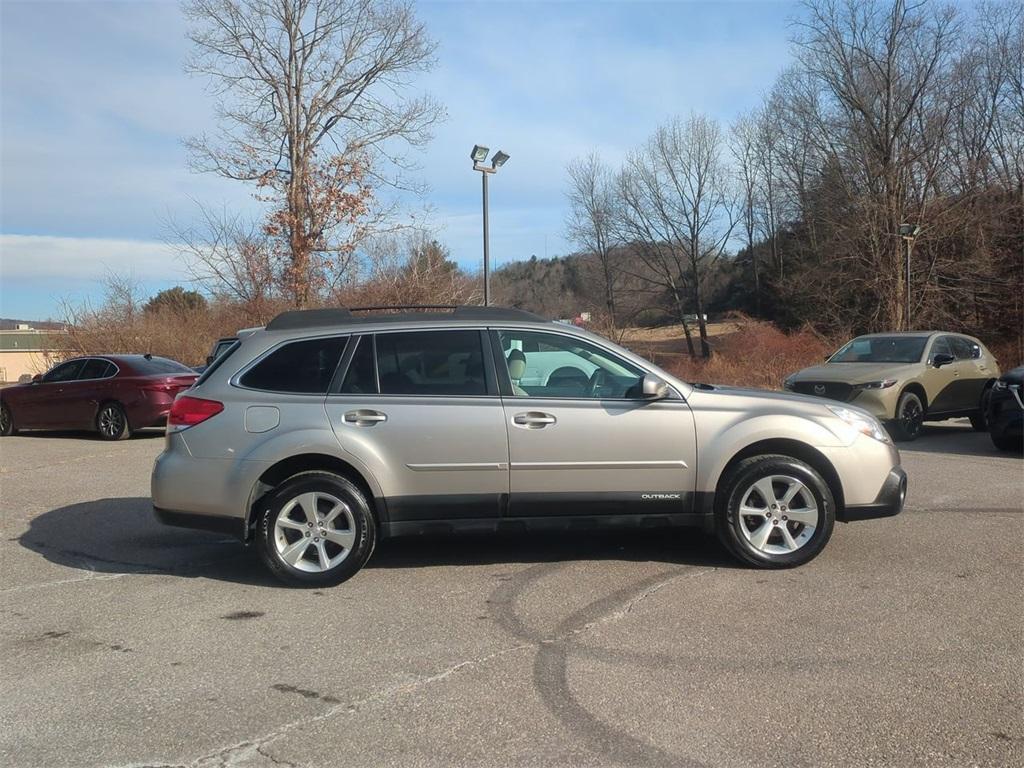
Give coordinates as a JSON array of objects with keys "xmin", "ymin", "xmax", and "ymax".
[
  {"xmin": 13, "ymin": 428, "xmax": 165, "ymax": 441},
  {"xmin": 900, "ymin": 421, "xmax": 1020, "ymax": 459},
  {"xmin": 18, "ymin": 497, "xmax": 738, "ymax": 586}
]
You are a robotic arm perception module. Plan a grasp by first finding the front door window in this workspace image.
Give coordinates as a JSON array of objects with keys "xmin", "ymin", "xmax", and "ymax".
[{"xmin": 497, "ymin": 330, "xmax": 645, "ymax": 400}]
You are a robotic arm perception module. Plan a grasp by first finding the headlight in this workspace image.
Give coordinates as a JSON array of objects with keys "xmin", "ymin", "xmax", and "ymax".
[
  {"xmin": 993, "ymin": 380, "xmax": 1008, "ymax": 391},
  {"xmin": 854, "ymin": 379, "xmax": 898, "ymax": 390},
  {"xmin": 827, "ymin": 404, "xmax": 891, "ymax": 443}
]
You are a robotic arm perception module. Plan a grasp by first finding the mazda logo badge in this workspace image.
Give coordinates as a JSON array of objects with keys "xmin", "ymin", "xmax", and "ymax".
[{"xmin": 814, "ymin": 384, "xmax": 826, "ymax": 395}]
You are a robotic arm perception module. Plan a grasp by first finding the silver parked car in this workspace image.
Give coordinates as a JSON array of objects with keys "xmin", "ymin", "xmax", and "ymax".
[{"xmin": 152, "ymin": 306, "xmax": 906, "ymax": 586}]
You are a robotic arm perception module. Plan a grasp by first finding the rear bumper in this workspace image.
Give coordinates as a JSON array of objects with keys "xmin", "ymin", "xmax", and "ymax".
[{"xmin": 839, "ymin": 466, "xmax": 907, "ymax": 522}]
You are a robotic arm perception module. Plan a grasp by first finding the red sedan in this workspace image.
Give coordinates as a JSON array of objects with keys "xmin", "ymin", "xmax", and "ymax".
[{"xmin": 0, "ymin": 355, "xmax": 197, "ymax": 440}]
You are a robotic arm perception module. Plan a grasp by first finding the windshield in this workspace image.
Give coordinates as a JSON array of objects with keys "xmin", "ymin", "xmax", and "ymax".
[{"xmin": 829, "ymin": 336, "xmax": 927, "ymax": 364}]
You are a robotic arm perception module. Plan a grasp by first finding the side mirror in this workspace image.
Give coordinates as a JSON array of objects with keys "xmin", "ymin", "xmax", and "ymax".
[
  {"xmin": 205, "ymin": 355, "xmax": 215, "ymax": 366},
  {"xmin": 932, "ymin": 353, "xmax": 955, "ymax": 368},
  {"xmin": 641, "ymin": 374, "xmax": 669, "ymax": 399},
  {"xmin": 31, "ymin": 374, "xmax": 42, "ymax": 384}
]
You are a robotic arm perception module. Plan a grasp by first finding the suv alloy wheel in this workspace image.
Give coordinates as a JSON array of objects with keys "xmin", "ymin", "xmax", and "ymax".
[
  {"xmin": 717, "ymin": 455, "xmax": 835, "ymax": 568},
  {"xmin": 256, "ymin": 472, "xmax": 376, "ymax": 587}
]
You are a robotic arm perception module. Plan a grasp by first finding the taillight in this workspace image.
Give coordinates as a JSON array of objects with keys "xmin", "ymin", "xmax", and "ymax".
[{"xmin": 168, "ymin": 396, "xmax": 223, "ymax": 431}]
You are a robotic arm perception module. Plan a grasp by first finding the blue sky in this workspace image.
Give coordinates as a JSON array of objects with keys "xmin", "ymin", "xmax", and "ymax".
[{"xmin": 0, "ymin": 0, "xmax": 796, "ymax": 320}]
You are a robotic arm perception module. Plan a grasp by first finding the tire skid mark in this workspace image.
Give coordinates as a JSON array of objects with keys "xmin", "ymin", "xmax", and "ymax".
[{"xmin": 488, "ymin": 562, "xmax": 713, "ymax": 767}]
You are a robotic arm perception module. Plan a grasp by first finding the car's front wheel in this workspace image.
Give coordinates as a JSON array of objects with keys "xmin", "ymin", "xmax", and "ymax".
[
  {"xmin": 889, "ymin": 391, "xmax": 924, "ymax": 442},
  {"xmin": 256, "ymin": 472, "xmax": 376, "ymax": 587},
  {"xmin": 716, "ymin": 455, "xmax": 836, "ymax": 568}
]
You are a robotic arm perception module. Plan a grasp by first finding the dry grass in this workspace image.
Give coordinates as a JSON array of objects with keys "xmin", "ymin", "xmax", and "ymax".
[{"xmin": 620, "ymin": 316, "xmax": 832, "ymax": 391}]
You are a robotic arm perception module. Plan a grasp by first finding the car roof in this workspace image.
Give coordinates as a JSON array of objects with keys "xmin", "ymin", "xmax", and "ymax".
[
  {"xmin": 855, "ymin": 331, "xmax": 941, "ymax": 338},
  {"xmin": 263, "ymin": 306, "xmax": 550, "ymax": 333}
]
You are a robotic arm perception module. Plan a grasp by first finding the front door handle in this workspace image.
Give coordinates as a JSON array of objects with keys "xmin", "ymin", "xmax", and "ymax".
[
  {"xmin": 513, "ymin": 411, "xmax": 556, "ymax": 429},
  {"xmin": 343, "ymin": 409, "xmax": 387, "ymax": 426}
]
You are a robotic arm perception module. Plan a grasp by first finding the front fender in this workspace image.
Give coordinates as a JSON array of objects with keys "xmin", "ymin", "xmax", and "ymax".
[{"xmin": 695, "ymin": 414, "xmax": 845, "ymax": 495}]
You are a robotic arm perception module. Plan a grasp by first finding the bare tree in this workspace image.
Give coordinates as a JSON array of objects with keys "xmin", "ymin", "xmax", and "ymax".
[
  {"xmin": 616, "ymin": 114, "xmax": 738, "ymax": 357},
  {"xmin": 170, "ymin": 205, "xmax": 280, "ymax": 324},
  {"xmin": 565, "ymin": 153, "xmax": 621, "ymax": 325},
  {"xmin": 184, "ymin": 0, "xmax": 442, "ymax": 307},
  {"xmin": 792, "ymin": 0, "xmax": 960, "ymax": 330},
  {"xmin": 730, "ymin": 112, "xmax": 763, "ymax": 312}
]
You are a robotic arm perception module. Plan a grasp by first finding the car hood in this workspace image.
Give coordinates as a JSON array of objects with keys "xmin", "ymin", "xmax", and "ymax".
[
  {"xmin": 788, "ymin": 362, "xmax": 918, "ymax": 384},
  {"xmin": 688, "ymin": 382, "xmax": 851, "ymax": 412}
]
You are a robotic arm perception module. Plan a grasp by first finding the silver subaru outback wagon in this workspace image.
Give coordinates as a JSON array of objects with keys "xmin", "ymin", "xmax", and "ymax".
[{"xmin": 152, "ymin": 306, "xmax": 906, "ymax": 586}]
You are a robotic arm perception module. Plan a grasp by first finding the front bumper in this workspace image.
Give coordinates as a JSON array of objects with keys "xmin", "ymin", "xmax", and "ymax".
[{"xmin": 839, "ymin": 467, "xmax": 907, "ymax": 522}]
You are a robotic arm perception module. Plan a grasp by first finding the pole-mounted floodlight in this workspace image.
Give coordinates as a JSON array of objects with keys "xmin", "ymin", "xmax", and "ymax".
[
  {"xmin": 899, "ymin": 223, "xmax": 921, "ymax": 331},
  {"xmin": 470, "ymin": 144, "xmax": 510, "ymax": 306}
]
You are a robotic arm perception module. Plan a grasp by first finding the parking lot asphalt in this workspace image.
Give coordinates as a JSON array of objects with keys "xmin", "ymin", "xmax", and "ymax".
[{"xmin": 1, "ymin": 421, "xmax": 1021, "ymax": 768}]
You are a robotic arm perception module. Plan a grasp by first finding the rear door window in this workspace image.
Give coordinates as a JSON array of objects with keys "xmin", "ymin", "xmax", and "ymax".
[
  {"xmin": 374, "ymin": 331, "xmax": 487, "ymax": 396},
  {"xmin": 239, "ymin": 336, "xmax": 348, "ymax": 394},
  {"xmin": 80, "ymin": 359, "xmax": 115, "ymax": 379},
  {"xmin": 950, "ymin": 337, "xmax": 980, "ymax": 360}
]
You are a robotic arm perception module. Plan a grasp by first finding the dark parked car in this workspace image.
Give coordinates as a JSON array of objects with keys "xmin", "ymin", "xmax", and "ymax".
[
  {"xmin": 987, "ymin": 365, "xmax": 1023, "ymax": 452},
  {"xmin": 193, "ymin": 336, "xmax": 239, "ymax": 374},
  {"xmin": 0, "ymin": 355, "xmax": 197, "ymax": 440}
]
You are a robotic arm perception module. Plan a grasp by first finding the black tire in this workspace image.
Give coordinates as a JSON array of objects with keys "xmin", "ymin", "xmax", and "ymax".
[
  {"xmin": 256, "ymin": 472, "xmax": 376, "ymax": 587},
  {"xmin": 0, "ymin": 403, "xmax": 15, "ymax": 436},
  {"xmin": 715, "ymin": 454, "xmax": 836, "ymax": 569},
  {"xmin": 96, "ymin": 402, "xmax": 130, "ymax": 440},
  {"xmin": 889, "ymin": 391, "xmax": 925, "ymax": 442},
  {"xmin": 991, "ymin": 430, "xmax": 1023, "ymax": 453},
  {"xmin": 970, "ymin": 386, "xmax": 992, "ymax": 432}
]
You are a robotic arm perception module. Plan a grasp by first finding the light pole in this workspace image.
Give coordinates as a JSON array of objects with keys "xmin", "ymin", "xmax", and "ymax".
[
  {"xmin": 899, "ymin": 223, "xmax": 921, "ymax": 331},
  {"xmin": 470, "ymin": 144, "xmax": 510, "ymax": 305}
]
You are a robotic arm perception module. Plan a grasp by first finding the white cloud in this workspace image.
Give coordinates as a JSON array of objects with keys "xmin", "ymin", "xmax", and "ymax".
[{"xmin": 0, "ymin": 234, "xmax": 188, "ymax": 281}]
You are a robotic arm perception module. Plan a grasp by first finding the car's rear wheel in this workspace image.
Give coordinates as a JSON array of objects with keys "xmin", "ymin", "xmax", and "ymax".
[
  {"xmin": 0, "ymin": 403, "xmax": 15, "ymax": 436},
  {"xmin": 96, "ymin": 402, "xmax": 130, "ymax": 440},
  {"xmin": 969, "ymin": 386, "xmax": 992, "ymax": 432},
  {"xmin": 716, "ymin": 454, "xmax": 835, "ymax": 568},
  {"xmin": 890, "ymin": 391, "xmax": 924, "ymax": 442},
  {"xmin": 256, "ymin": 472, "xmax": 376, "ymax": 587}
]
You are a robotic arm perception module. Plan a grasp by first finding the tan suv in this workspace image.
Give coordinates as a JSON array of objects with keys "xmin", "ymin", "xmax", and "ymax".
[
  {"xmin": 785, "ymin": 332, "xmax": 1000, "ymax": 441},
  {"xmin": 152, "ymin": 306, "xmax": 906, "ymax": 586}
]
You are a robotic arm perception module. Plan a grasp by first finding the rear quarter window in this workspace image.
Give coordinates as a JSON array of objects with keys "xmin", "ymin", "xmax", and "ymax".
[{"xmin": 239, "ymin": 336, "xmax": 348, "ymax": 394}]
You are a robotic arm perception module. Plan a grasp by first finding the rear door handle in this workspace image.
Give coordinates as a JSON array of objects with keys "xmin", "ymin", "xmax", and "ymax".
[
  {"xmin": 343, "ymin": 409, "xmax": 387, "ymax": 426},
  {"xmin": 513, "ymin": 411, "xmax": 556, "ymax": 428}
]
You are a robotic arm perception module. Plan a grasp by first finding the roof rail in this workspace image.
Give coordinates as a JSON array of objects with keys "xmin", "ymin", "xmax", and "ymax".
[
  {"xmin": 265, "ymin": 308, "xmax": 352, "ymax": 331},
  {"xmin": 265, "ymin": 305, "xmax": 547, "ymax": 331}
]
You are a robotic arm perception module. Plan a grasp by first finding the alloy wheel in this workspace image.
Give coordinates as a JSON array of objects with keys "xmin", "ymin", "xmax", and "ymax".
[
  {"xmin": 899, "ymin": 397, "xmax": 923, "ymax": 438},
  {"xmin": 0, "ymin": 406, "xmax": 11, "ymax": 435},
  {"xmin": 98, "ymin": 406, "xmax": 125, "ymax": 438},
  {"xmin": 737, "ymin": 475, "xmax": 819, "ymax": 555},
  {"xmin": 273, "ymin": 491, "xmax": 357, "ymax": 573}
]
